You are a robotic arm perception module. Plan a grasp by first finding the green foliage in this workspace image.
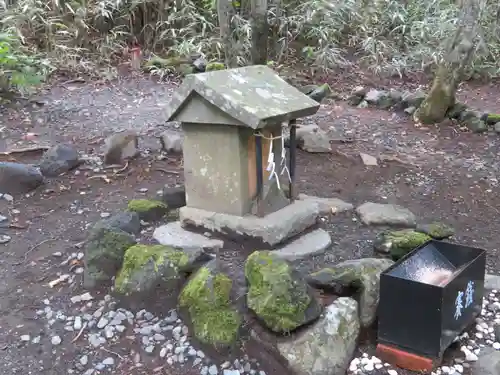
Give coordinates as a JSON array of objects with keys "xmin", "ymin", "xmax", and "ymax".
[
  {"xmin": 0, "ymin": 32, "xmax": 51, "ymax": 94},
  {"xmin": 0, "ymin": 0, "xmax": 499, "ymax": 78}
]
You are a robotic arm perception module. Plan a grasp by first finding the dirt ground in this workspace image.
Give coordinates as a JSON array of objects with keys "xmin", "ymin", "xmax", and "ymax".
[{"xmin": 0, "ymin": 72, "xmax": 499, "ymax": 375}]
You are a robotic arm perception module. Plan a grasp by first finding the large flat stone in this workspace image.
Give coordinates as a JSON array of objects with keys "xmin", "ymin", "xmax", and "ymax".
[
  {"xmin": 273, "ymin": 229, "xmax": 332, "ymax": 261},
  {"xmin": 298, "ymin": 193, "xmax": 353, "ymax": 215},
  {"xmin": 153, "ymin": 221, "xmax": 224, "ymax": 250},
  {"xmin": 179, "ymin": 200, "xmax": 320, "ymax": 246},
  {"xmin": 356, "ymin": 202, "xmax": 416, "ymax": 227}
]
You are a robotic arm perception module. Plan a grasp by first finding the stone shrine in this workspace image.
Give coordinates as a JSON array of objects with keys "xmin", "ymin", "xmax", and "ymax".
[{"xmin": 155, "ymin": 65, "xmax": 331, "ymax": 256}]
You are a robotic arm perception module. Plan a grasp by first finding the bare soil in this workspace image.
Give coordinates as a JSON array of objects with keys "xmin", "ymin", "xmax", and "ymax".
[{"xmin": 0, "ymin": 72, "xmax": 499, "ymax": 375}]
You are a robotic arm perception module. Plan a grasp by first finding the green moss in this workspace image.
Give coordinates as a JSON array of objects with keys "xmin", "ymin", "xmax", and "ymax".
[
  {"xmin": 115, "ymin": 244, "xmax": 188, "ymax": 293},
  {"xmin": 385, "ymin": 230, "xmax": 431, "ymax": 260},
  {"xmin": 178, "ymin": 64, "xmax": 195, "ymax": 75},
  {"xmin": 206, "ymin": 62, "xmax": 226, "ymax": 71},
  {"xmin": 483, "ymin": 113, "xmax": 500, "ymax": 124},
  {"xmin": 179, "ymin": 267, "xmax": 240, "ymax": 347},
  {"xmin": 245, "ymin": 251, "xmax": 310, "ymax": 332},
  {"xmin": 417, "ymin": 222, "xmax": 454, "ymax": 239},
  {"xmin": 128, "ymin": 199, "xmax": 167, "ymax": 212}
]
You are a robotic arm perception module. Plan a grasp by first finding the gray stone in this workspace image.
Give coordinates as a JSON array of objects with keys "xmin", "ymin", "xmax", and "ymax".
[
  {"xmin": 153, "ymin": 221, "xmax": 223, "ymax": 251},
  {"xmin": 401, "ymin": 90, "xmax": 426, "ymax": 109},
  {"xmin": 470, "ymin": 348, "xmax": 500, "ymax": 375},
  {"xmin": 277, "ymin": 297, "xmax": 360, "ymax": 375},
  {"xmin": 298, "ymin": 194, "xmax": 353, "ymax": 215},
  {"xmin": 51, "ymin": 335, "xmax": 62, "ymax": 345},
  {"xmin": 273, "ymin": 229, "xmax": 331, "ymax": 261},
  {"xmin": 494, "ymin": 323, "xmax": 500, "ymax": 342},
  {"xmin": 83, "ymin": 227, "xmax": 137, "ymax": 289},
  {"xmin": 208, "ymin": 365, "xmax": 218, "ymax": 375},
  {"xmin": 364, "ymin": 89, "xmax": 393, "ymax": 108},
  {"xmin": 485, "ymin": 274, "xmax": 500, "ymax": 290},
  {"xmin": 103, "ymin": 131, "xmax": 138, "ymax": 165},
  {"xmin": 364, "ymin": 89, "xmax": 386, "ymax": 104},
  {"xmin": 359, "ymin": 152, "xmax": 378, "ymax": 166},
  {"xmin": 307, "ymin": 258, "xmax": 394, "ymax": 327},
  {"xmin": 296, "ymin": 124, "xmax": 331, "ymax": 153},
  {"xmin": 0, "ymin": 162, "xmax": 44, "ymax": 194},
  {"xmin": 159, "ymin": 131, "xmax": 184, "ymax": 153},
  {"xmin": 39, "ymin": 144, "xmax": 81, "ymax": 177},
  {"xmin": 404, "ymin": 106, "xmax": 416, "ymax": 115},
  {"xmin": 102, "ymin": 357, "xmax": 115, "ymax": 366},
  {"xmin": 161, "ymin": 186, "xmax": 186, "ymax": 209},
  {"xmin": 192, "ymin": 57, "xmax": 207, "ymax": 72},
  {"xmin": 356, "ymin": 202, "xmax": 416, "ymax": 227},
  {"xmin": 180, "ymin": 200, "xmax": 320, "ymax": 246},
  {"xmin": 494, "ymin": 122, "xmax": 500, "ymax": 134},
  {"xmin": 93, "ymin": 211, "xmax": 141, "ymax": 235}
]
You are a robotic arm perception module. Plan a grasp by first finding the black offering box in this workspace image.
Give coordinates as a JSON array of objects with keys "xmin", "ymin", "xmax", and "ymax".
[{"xmin": 376, "ymin": 240, "xmax": 486, "ymax": 371}]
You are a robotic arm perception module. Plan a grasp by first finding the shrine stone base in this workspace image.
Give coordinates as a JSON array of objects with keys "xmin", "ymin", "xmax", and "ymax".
[{"xmin": 179, "ymin": 200, "xmax": 321, "ymax": 246}]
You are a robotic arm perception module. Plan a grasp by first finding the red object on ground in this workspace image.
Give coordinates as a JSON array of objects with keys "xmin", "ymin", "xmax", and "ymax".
[
  {"xmin": 376, "ymin": 343, "xmax": 437, "ymax": 372},
  {"xmin": 129, "ymin": 43, "xmax": 141, "ymax": 70}
]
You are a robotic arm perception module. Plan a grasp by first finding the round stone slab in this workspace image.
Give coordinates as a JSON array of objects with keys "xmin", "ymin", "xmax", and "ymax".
[
  {"xmin": 273, "ymin": 229, "xmax": 332, "ymax": 261},
  {"xmin": 153, "ymin": 221, "xmax": 223, "ymax": 250}
]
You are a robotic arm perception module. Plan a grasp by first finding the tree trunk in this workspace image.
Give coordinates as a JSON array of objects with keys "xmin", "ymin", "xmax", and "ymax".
[
  {"xmin": 250, "ymin": 0, "xmax": 269, "ymax": 65},
  {"xmin": 217, "ymin": 0, "xmax": 238, "ymax": 68},
  {"xmin": 414, "ymin": 0, "xmax": 483, "ymax": 124}
]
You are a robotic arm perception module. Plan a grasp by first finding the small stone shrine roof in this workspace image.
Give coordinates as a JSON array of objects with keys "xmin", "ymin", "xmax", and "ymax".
[{"xmin": 164, "ymin": 65, "xmax": 320, "ymax": 129}]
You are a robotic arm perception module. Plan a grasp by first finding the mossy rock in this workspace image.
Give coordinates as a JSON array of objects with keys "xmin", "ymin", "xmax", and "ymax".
[
  {"xmin": 144, "ymin": 56, "xmax": 185, "ymax": 70},
  {"xmin": 83, "ymin": 227, "xmax": 137, "ymax": 289},
  {"xmin": 206, "ymin": 62, "xmax": 226, "ymax": 71},
  {"xmin": 374, "ymin": 229, "xmax": 431, "ymax": 261},
  {"xmin": 177, "ymin": 64, "xmax": 195, "ymax": 76},
  {"xmin": 245, "ymin": 251, "xmax": 322, "ymax": 333},
  {"xmin": 416, "ymin": 222, "xmax": 454, "ymax": 240},
  {"xmin": 179, "ymin": 264, "xmax": 241, "ymax": 349},
  {"xmin": 480, "ymin": 113, "xmax": 500, "ymax": 125},
  {"xmin": 307, "ymin": 258, "xmax": 394, "ymax": 327},
  {"xmin": 115, "ymin": 244, "xmax": 189, "ymax": 295},
  {"xmin": 127, "ymin": 199, "xmax": 168, "ymax": 222}
]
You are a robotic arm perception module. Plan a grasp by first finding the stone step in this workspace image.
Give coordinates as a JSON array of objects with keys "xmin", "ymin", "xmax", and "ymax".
[
  {"xmin": 273, "ymin": 228, "xmax": 332, "ymax": 261},
  {"xmin": 153, "ymin": 221, "xmax": 223, "ymax": 250}
]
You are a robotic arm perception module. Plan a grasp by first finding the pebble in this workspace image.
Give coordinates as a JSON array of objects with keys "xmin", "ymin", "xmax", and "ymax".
[
  {"xmin": 79, "ymin": 355, "xmax": 88, "ymax": 366},
  {"xmin": 102, "ymin": 357, "xmax": 115, "ymax": 366},
  {"xmin": 51, "ymin": 335, "xmax": 62, "ymax": 345},
  {"xmin": 97, "ymin": 317, "xmax": 109, "ymax": 329},
  {"xmin": 0, "ymin": 234, "xmax": 11, "ymax": 244},
  {"xmin": 20, "ymin": 335, "xmax": 30, "ymax": 342},
  {"xmin": 208, "ymin": 364, "xmax": 218, "ymax": 375}
]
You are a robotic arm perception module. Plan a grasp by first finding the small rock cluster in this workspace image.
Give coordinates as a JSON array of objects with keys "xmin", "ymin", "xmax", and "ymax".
[
  {"xmin": 347, "ymin": 86, "xmax": 500, "ymax": 134},
  {"xmin": 27, "ymin": 291, "xmax": 268, "ymax": 375}
]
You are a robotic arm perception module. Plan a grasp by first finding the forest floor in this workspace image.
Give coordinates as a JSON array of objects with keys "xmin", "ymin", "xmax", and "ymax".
[{"xmin": 0, "ymin": 69, "xmax": 499, "ymax": 375}]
